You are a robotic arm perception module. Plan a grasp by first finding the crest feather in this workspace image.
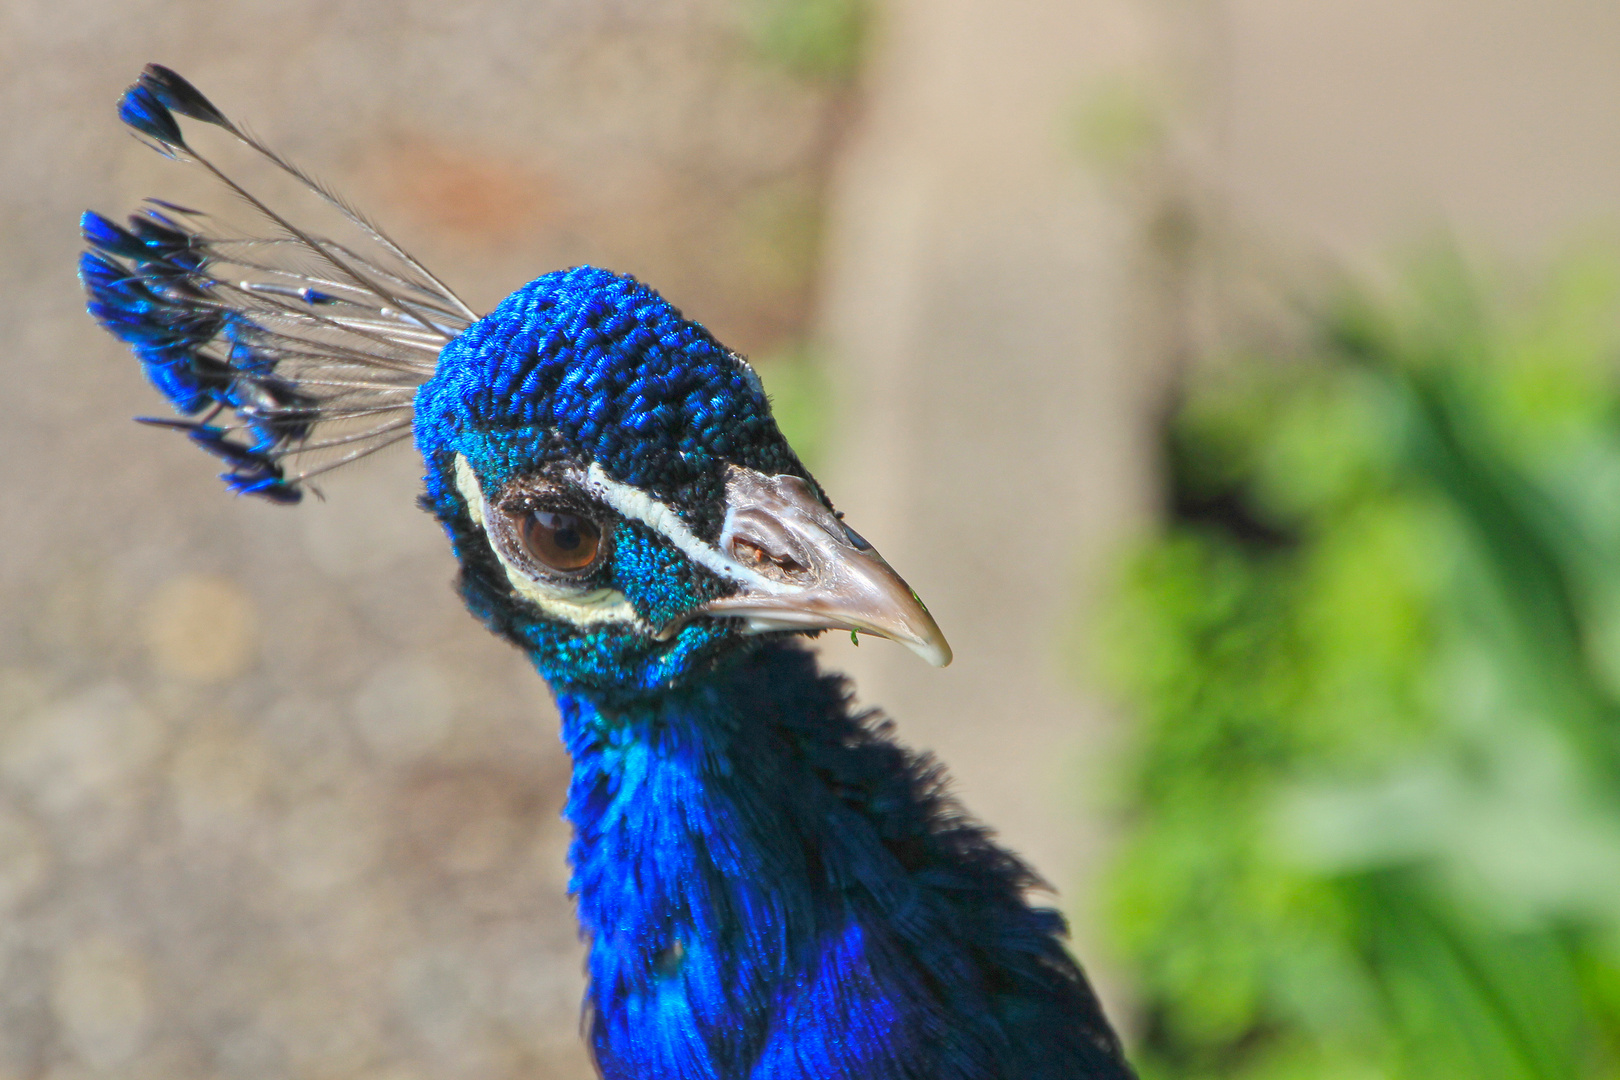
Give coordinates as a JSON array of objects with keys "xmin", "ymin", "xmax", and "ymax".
[{"xmin": 81, "ymin": 65, "xmax": 475, "ymax": 502}]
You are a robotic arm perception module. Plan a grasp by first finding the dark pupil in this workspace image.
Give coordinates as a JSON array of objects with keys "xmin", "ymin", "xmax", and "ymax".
[{"xmin": 522, "ymin": 509, "xmax": 600, "ymax": 571}]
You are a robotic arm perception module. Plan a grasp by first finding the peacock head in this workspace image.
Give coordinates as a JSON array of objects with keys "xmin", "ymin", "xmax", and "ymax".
[
  {"xmin": 78, "ymin": 67, "xmax": 947, "ymax": 697},
  {"xmin": 414, "ymin": 267, "xmax": 950, "ymax": 697}
]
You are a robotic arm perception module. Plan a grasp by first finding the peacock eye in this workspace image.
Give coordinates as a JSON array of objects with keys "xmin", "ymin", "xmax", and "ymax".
[{"xmin": 520, "ymin": 508, "xmax": 602, "ymax": 572}]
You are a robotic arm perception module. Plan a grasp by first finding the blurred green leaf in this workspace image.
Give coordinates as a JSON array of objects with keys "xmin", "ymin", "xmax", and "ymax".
[
  {"xmin": 742, "ymin": 0, "xmax": 868, "ymax": 82},
  {"xmin": 1101, "ymin": 249, "xmax": 1620, "ymax": 1078},
  {"xmin": 1070, "ymin": 76, "xmax": 1166, "ymax": 178}
]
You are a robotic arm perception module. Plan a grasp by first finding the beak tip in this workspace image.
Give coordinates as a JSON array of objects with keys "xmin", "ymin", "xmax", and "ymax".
[{"xmin": 905, "ymin": 636, "xmax": 953, "ymax": 668}]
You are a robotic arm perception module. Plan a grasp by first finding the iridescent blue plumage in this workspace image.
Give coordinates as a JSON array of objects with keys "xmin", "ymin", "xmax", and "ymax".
[
  {"xmin": 557, "ymin": 645, "xmax": 1128, "ymax": 1079},
  {"xmin": 82, "ymin": 67, "xmax": 1134, "ymax": 1079}
]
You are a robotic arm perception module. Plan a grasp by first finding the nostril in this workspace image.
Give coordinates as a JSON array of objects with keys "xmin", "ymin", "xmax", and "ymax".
[{"xmin": 732, "ymin": 537, "xmax": 807, "ymax": 578}]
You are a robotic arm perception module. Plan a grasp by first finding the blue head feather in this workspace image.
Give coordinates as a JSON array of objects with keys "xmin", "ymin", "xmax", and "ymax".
[
  {"xmin": 415, "ymin": 267, "xmax": 813, "ymax": 697},
  {"xmin": 416, "ymin": 266, "xmax": 803, "ymax": 520}
]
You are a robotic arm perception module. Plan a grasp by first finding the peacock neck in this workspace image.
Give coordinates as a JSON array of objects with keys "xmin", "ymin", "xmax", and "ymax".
[
  {"xmin": 547, "ymin": 642, "xmax": 941, "ymax": 1075},
  {"xmin": 542, "ymin": 641, "xmax": 1125, "ymax": 1080},
  {"xmin": 549, "ymin": 642, "xmax": 883, "ymax": 1075}
]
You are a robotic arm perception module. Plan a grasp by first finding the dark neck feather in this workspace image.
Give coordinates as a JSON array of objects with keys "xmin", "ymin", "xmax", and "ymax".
[{"xmin": 549, "ymin": 642, "xmax": 1131, "ymax": 1080}]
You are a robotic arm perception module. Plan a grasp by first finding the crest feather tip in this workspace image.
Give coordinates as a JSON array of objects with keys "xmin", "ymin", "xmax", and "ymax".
[
  {"xmin": 139, "ymin": 65, "xmax": 232, "ymax": 129},
  {"xmin": 117, "ymin": 82, "xmax": 185, "ymax": 148}
]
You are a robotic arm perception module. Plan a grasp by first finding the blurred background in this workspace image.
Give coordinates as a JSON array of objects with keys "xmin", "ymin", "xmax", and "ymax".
[{"xmin": 3, "ymin": 1, "xmax": 1620, "ymax": 1077}]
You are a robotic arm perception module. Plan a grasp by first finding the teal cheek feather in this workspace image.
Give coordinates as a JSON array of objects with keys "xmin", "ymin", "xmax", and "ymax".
[{"xmin": 610, "ymin": 519, "xmax": 715, "ymax": 630}]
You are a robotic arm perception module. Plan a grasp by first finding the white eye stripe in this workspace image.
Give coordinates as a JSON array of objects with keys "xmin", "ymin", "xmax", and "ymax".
[
  {"xmin": 580, "ymin": 462, "xmax": 796, "ymax": 596},
  {"xmin": 453, "ymin": 454, "xmax": 646, "ymax": 629}
]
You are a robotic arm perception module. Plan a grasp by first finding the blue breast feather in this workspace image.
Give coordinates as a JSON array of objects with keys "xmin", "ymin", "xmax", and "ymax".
[{"xmin": 560, "ymin": 642, "xmax": 1127, "ymax": 1080}]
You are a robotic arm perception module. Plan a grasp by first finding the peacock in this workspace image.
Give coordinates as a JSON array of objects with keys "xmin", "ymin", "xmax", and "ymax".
[{"xmin": 80, "ymin": 66, "xmax": 1134, "ymax": 1080}]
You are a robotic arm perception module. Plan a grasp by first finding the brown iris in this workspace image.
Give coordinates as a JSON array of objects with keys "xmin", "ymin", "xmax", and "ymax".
[{"xmin": 520, "ymin": 508, "xmax": 602, "ymax": 572}]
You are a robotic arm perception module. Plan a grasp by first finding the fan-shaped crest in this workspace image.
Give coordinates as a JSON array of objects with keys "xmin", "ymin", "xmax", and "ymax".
[{"xmin": 81, "ymin": 65, "xmax": 476, "ymax": 502}]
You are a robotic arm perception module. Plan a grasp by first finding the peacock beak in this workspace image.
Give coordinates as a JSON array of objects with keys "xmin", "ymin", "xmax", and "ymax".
[{"xmin": 694, "ymin": 467, "xmax": 952, "ymax": 667}]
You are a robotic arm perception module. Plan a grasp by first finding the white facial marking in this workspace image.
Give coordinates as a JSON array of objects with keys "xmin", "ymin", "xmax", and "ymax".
[
  {"xmin": 581, "ymin": 463, "xmax": 796, "ymax": 596},
  {"xmin": 452, "ymin": 455, "xmax": 646, "ymax": 629}
]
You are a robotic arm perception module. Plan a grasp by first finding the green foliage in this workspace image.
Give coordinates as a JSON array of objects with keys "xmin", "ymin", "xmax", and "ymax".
[
  {"xmin": 742, "ymin": 0, "xmax": 868, "ymax": 82},
  {"xmin": 1101, "ymin": 250, "xmax": 1620, "ymax": 1079},
  {"xmin": 1070, "ymin": 76, "xmax": 1165, "ymax": 178}
]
